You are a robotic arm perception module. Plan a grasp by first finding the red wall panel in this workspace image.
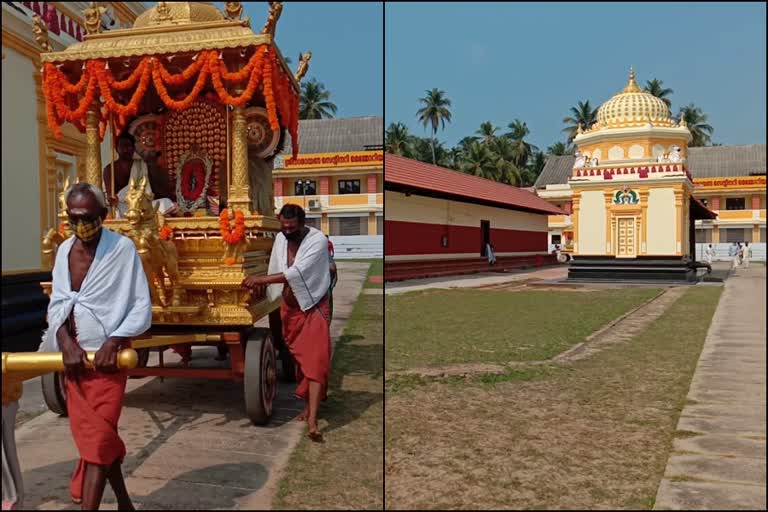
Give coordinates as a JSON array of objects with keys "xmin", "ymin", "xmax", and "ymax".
[{"xmin": 385, "ymin": 220, "xmax": 547, "ymax": 256}]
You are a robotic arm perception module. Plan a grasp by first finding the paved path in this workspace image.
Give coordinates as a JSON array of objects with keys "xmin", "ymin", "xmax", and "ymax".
[
  {"xmin": 384, "ymin": 265, "xmax": 568, "ymax": 295},
  {"xmin": 655, "ymin": 265, "xmax": 766, "ymax": 510},
  {"xmin": 13, "ymin": 261, "xmax": 369, "ymax": 510}
]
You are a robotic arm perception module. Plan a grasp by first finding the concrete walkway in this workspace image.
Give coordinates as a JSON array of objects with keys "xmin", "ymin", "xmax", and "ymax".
[
  {"xmin": 384, "ymin": 265, "xmax": 568, "ymax": 295},
  {"xmin": 13, "ymin": 261, "xmax": 369, "ymax": 510},
  {"xmin": 654, "ymin": 265, "xmax": 766, "ymax": 510}
]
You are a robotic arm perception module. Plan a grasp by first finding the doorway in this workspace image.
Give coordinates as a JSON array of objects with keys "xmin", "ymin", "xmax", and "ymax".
[
  {"xmin": 481, "ymin": 220, "xmax": 490, "ymax": 256},
  {"xmin": 616, "ymin": 217, "xmax": 636, "ymax": 258}
]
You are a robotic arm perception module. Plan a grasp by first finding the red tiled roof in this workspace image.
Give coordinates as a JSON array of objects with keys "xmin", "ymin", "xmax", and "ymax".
[{"xmin": 385, "ymin": 154, "xmax": 563, "ymax": 215}]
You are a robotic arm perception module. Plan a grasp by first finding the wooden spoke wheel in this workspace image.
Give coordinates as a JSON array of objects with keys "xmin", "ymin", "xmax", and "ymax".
[
  {"xmin": 244, "ymin": 328, "xmax": 277, "ymax": 426},
  {"xmin": 41, "ymin": 371, "xmax": 68, "ymax": 416}
]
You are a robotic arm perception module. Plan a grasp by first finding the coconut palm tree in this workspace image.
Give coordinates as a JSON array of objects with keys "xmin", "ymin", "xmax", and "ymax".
[
  {"xmin": 546, "ymin": 141, "xmax": 573, "ymax": 156},
  {"xmin": 459, "ymin": 141, "xmax": 497, "ymax": 181},
  {"xmin": 504, "ymin": 119, "xmax": 538, "ymax": 169},
  {"xmin": 489, "ymin": 137, "xmax": 523, "ymax": 185},
  {"xmin": 475, "ymin": 121, "xmax": 499, "ymax": 145},
  {"xmin": 411, "ymin": 136, "xmax": 451, "ymax": 167},
  {"xmin": 299, "ymin": 78, "xmax": 338, "ymax": 120},
  {"xmin": 416, "ymin": 88, "xmax": 453, "ymax": 164},
  {"xmin": 562, "ymin": 100, "xmax": 598, "ymax": 143},
  {"xmin": 527, "ymin": 151, "xmax": 547, "ymax": 181},
  {"xmin": 385, "ymin": 122, "xmax": 412, "ymax": 156},
  {"xmin": 678, "ymin": 103, "xmax": 714, "ymax": 147},
  {"xmin": 645, "ymin": 78, "xmax": 674, "ymax": 108}
]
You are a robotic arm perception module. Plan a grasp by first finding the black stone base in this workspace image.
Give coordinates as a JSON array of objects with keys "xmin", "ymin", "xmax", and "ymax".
[{"xmin": 568, "ymin": 256, "xmax": 698, "ymax": 282}]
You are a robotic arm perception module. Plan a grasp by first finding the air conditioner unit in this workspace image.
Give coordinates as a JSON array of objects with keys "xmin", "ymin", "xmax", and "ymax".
[{"xmin": 308, "ymin": 200, "xmax": 320, "ymax": 210}]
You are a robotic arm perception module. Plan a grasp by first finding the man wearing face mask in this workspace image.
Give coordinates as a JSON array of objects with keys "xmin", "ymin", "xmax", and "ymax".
[
  {"xmin": 38, "ymin": 183, "xmax": 152, "ymax": 510},
  {"xmin": 241, "ymin": 204, "xmax": 331, "ymax": 442}
]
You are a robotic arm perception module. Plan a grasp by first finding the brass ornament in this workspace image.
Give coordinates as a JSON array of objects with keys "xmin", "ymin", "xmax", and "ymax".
[
  {"xmin": 225, "ymin": 2, "xmax": 244, "ymax": 20},
  {"xmin": 128, "ymin": 115, "xmax": 163, "ymax": 160},
  {"xmin": 82, "ymin": 2, "xmax": 107, "ymax": 35},
  {"xmin": 31, "ymin": 15, "xmax": 53, "ymax": 52},
  {"xmin": 294, "ymin": 51, "xmax": 311, "ymax": 82},
  {"xmin": 245, "ymin": 107, "xmax": 280, "ymax": 158},
  {"xmin": 261, "ymin": 1, "xmax": 283, "ymax": 37},
  {"xmin": 175, "ymin": 145, "xmax": 213, "ymax": 214}
]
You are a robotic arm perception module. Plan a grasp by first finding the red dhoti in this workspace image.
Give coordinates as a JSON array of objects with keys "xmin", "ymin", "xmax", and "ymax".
[
  {"xmin": 281, "ymin": 292, "xmax": 331, "ymax": 401},
  {"xmin": 65, "ymin": 369, "xmax": 128, "ymax": 502}
]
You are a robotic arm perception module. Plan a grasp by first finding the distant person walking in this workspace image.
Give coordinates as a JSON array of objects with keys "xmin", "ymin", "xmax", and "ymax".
[
  {"xmin": 486, "ymin": 242, "xmax": 497, "ymax": 266},
  {"xmin": 705, "ymin": 243, "xmax": 714, "ymax": 265},
  {"xmin": 730, "ymin": 242, "xmax": 741, "ymax": 270},
  {"xmin": 743, "ymin": 242, "xmax": 752, "ymax": 269}
]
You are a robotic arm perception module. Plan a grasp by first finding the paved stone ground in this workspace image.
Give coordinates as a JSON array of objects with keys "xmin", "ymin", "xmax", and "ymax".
[
  {"xmin": 384, "ymin": 265, "xmax": 568, "ymax": 295},
  {"xmin": 12, "ymin": 261, "xmax": 370, "ymax": 510},
  {"xmin": 654, "ymin": 265, "xmax": 766, "ymax": 510}
]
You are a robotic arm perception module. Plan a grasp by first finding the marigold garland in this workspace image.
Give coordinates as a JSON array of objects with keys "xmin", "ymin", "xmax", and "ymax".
[
  {"xmin": 41, "ymin": 44, "xmax": 299, "ymax": 147},
  {"xmin": 219, "ymin": 208, "xmax": 246, "ymax": 245},
  {"xmin": 159, "ymin": 225, "xmax": 174, "ymax": 241},
  {"xmin": 152, "ymin": 56, "xmax": 211, "ymax": 110}
]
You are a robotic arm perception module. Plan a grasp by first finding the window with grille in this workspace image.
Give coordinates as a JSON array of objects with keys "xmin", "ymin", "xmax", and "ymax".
[
  {"xmin": 294, "ymin": 180, "xmax": 316, "ymax": 195},
  {"xmin": 305, "ymin": 217, "xmax": 320, "ymax": 230},
  {"xmin": 338, "ymin": 180, "xmax": 360, "ymax": 195},
  {"xmin": 725, "ymin": 197, "xmax": 746, "ymax": 210},
  {"xmin": 376, "ymin": 216, "xmax": 383, "ymax": 236},
  {"xmin": 721, "ymin": 228, "xmax": 752, "ymax": 243}
]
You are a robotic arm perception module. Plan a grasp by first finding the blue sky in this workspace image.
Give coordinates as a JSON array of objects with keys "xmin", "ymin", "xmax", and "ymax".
[
  {"xmin": 146, "ymin": 2, "xmax": 383, "ymax": 118},
  {"xmin": 385, "ymin": 2, "xmax": 767, "ymax": 150}
]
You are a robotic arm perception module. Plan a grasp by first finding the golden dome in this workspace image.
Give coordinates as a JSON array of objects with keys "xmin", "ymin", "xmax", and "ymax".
[
  {"xmin": 595, "ymin": 68, "xmax": 676, "ymax": 128},
  {"xmin": 133, "ymin": 2, "xmax": 225, "ymax": 29}
]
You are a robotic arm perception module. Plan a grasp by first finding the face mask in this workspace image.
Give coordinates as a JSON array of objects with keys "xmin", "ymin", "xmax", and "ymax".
[{"xmin": 72, "ymin": 217, "xmax": 102, "ymax": 242}]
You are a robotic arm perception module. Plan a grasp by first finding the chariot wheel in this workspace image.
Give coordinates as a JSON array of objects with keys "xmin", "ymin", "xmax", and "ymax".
[
  {"xmin": 41, "ymin": 371, "xmax": 68, "ymax": 416},
  {"xmin": 244, "ymin": 328, "xmax": 277, "ymax": 425}
]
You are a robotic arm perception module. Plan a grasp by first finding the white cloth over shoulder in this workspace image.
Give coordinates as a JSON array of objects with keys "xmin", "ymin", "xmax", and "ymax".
[
  {"xmin": 115, "ymin": 157, "xmax": 175, "ymax": 218},
  {"xmin": 38, "ymin": 228, "xmax": 153, "ymax": 353},
  {"xmin": 266, "ymin": 227, "xmax": 331, "ymax": 312}
]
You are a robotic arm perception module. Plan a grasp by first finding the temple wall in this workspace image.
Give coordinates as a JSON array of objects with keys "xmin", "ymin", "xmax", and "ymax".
[
  {"xmin": 646, "ymin": 187, "xmax": 677, "ymax": 255},
  {"xmin": 2, "ymin": 47, "xmax": 42, "ymax": 272},
  {"xmin": 577, "ymin": 190, "xmax": 606, "ymax": 255}
]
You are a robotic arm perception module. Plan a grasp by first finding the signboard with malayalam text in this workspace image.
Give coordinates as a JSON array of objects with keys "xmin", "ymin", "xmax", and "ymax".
[
  {"xmin": 693, "ymin": 176, "xmax": 766, "ymax": 189},
  {"xmin": 274, "ymin": 151, "xmax": 384, "ymax": 170}
]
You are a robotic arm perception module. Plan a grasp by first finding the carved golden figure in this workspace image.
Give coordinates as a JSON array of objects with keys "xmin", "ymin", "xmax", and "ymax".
[
  {"xmin": 261, "ymin": 1, "xmax": 283, "ymax": 37},
  {"xmin": 41, "ymin": 175, "xmax": 77, "ymax": 270},
  {"xmin": 31, "ymin": 15, "xmax": 53, "ymax": 52},
  {"xmin": 295, "ymin": 51, "xmax": 311, "ymax": 82},
  {"xmin": 124, "ymin": 176, "xmax": 183, "ymax": 307},
  {"xmin": 225, "ymin": 1, "xmax": 243, "ymax": 20},
  {"xmin": 82, "ymin": 2, "xmax": 107, "ymax": 35}
]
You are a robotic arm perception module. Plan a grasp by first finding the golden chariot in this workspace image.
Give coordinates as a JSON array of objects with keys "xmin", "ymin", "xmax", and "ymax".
[{"xmin": 2, "ymin": 1, "xmax": 314, "ymax": 425}]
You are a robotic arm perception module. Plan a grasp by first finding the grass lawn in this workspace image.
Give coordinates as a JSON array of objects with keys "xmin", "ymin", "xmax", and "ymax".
[
  {"xmin": 385, "ymin": 286, "xmax": 723, "ymax": 510},
  {"xmin": 341, "ymin": 258, "xmax": 383, "ymax": 288},
  {"xmin": 273, "ymin": 292, "xmax": 383, "ymax": 510},
  {"xmin": 386, "ymin": 287, "xmax": 661, "ymax": 370}
]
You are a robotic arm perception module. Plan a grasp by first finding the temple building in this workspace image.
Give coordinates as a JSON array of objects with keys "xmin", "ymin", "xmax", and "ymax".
[
  {"xmin": 274, "ymin": 116, "xmax": 383, "ymax": 258},
  {"xmin": 534, "ymin": 69, "xmax": 732, "ymax": 281},
  {"xmin": 385, "ymin": 155, "xmax": 562, "ymax": 281}
]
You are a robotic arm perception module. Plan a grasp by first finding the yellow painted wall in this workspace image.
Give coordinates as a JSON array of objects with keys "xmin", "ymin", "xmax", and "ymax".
[
  {"xmin": 384, "ymin": 191, "xmax": 548, "ymax": 232},
  {"xmin": 577, "ymin": 190, "xmax": 606, "ymax": 255},
  {"xmin": 646, "ymin": 188, "xmax": 677, "ymax": 255}
]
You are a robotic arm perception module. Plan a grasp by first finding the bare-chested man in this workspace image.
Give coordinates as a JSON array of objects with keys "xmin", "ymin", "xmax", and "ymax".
[
  {"xmin": 103, "ymin": 132, "xmax": 175, "ymax": 217},
  {"xmin": 40, "ymin": 183, "xmax": 152, "ymax": 509}
]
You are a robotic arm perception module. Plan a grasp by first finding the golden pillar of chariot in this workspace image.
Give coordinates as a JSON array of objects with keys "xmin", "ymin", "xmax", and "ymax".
[{"xmin": 33, "ymin": 1, "xmax": 312, "ymax": 327}]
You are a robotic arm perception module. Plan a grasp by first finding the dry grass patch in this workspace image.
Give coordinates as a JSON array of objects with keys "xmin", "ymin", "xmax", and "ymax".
[
  {"xmin": 385, "ymin": 286, "xmax": 722, "ymax": 510},
  {"xmin": 274, "ymin": 294, "xmax": 383, "ymax": 510}
]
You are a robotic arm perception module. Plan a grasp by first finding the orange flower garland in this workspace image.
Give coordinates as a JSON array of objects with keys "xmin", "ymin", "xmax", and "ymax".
[
  {"xmin": 159, "ymin": 225, "xmax": 174, "ymax": 241},
  {"xmin": 41, "ymin": 44, "xmax": 299, "ymax": 146},
  {"xmin": 220, "ymin": 209, "xmax": 246, "ymax": 245},
  {"xmin": 152, "ymin": 55, "xmax": 211, "ymax": 110}
]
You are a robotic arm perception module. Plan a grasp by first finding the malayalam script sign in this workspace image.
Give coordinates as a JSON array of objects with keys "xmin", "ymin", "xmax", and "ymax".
[
  {"xmin": 694, "ymin": 176, "xmax": 766, "ymax": 189},
  {"xmin": 275, "ymin": 151, "xmax": 384, "ymax": 170}
]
